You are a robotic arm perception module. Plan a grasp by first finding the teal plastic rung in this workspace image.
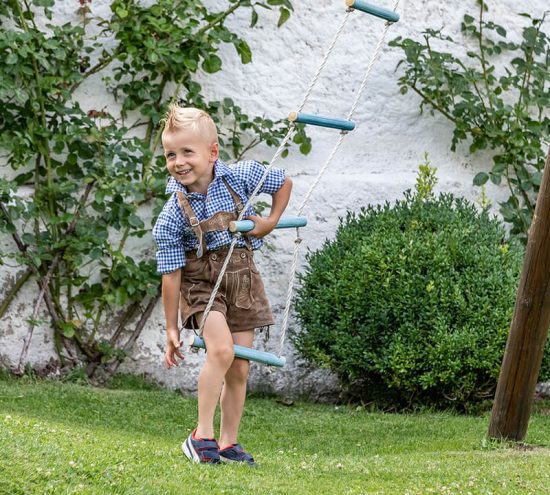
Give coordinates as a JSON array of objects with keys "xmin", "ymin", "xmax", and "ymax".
[
  {"xmin": 345, "ymin": 0, "xmax": 400, "ymax": 23},
  {"xmin": 288, "ymin": 111, "xmax": 355, "ymax": 131},
  {"xmin": 188, "ymin": 335, "xmax": 286, "ymax": 367},
  {"xmin": 229, "ymin": 216, "xmax": 307, "ymax": 233}
]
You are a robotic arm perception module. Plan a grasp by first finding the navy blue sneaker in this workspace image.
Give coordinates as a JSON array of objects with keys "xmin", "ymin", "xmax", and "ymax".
[
  {"xmin": 219, "ymin": 443, "xmax": 257, "ymax": 467},
  {"xmin": 182, "ymin": 430, "xmax": 220, "ymax": 464}
]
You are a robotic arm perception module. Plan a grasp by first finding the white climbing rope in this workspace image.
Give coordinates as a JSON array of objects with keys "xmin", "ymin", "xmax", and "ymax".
[
  {"xmin": 197, "ymin": 1, "xmax": 402, "ymax": 359},
  {"xmin": 197, "ymin": 128, "xmax": 295, "ymax": 334},
  {"xmin": 277, "ymin": 1, "xmax": 402, "ymax": 356},
  {"xmin": 197, "ymin": 8, "xmax": 354, "ymax": 336}
]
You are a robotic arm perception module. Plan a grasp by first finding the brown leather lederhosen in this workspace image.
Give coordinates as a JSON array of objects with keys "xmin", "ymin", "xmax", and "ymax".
[{"xmin": 175, "ymin": 178, "xmax": 275, "ymax": 333}]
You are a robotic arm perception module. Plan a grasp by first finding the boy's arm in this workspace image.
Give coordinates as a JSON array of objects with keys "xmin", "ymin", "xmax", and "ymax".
[
  {"xmin": 245, "ymin": 176, "xmax": 293, "ymax": 238},
  {"xmin": 162, "ymin": 269, "xmax": 184, "ymax": 367}
]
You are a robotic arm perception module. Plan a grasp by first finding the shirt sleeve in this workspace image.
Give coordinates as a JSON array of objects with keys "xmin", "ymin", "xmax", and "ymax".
[
  {"xmin": 233, "ymin": 160, "xmax": 285, "ymax": 196},
  {"xmin": 152, "ymin": 196, "xmax": 186, "ymax": 274}
]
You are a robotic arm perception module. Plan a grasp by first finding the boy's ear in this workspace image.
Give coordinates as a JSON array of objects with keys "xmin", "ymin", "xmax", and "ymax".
[{"xmin": 210, "ymin": 142, "xmax": 219, "ymax": 163}]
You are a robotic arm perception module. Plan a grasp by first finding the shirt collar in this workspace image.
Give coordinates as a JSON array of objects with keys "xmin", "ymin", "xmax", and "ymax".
[{"xmin": 165, "ymin": 160, "xmax": 231, "ymax": 194}]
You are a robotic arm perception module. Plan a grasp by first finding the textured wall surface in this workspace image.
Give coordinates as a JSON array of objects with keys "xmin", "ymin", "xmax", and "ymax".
[{"xmin": 1, "ymin": 0, "xmax": 548, "ymax": 398}]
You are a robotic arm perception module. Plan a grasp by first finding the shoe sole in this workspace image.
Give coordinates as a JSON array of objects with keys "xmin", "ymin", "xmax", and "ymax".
[
  {"xmin": 219, "ymin": 455, "xmax": 257, "ymax": 467},
  {"xmin": 182, "ymin": 437, "xmax": 201, "ymax": 463}
]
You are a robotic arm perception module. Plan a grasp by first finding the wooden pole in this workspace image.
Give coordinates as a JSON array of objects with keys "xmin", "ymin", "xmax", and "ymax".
[{"xmin": 488, "ymin": 149, "xmax": 550, "ymax": 441}]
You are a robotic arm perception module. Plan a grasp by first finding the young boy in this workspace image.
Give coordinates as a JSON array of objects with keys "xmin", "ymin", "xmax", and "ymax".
[{"xmin": 153, "ymin": 105, "xmax": 292, "ymax": 466}]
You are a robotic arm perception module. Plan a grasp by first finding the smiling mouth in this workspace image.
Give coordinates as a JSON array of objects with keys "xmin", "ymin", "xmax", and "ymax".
[{"xmin": 176, "ymin": 169, "xmax": 191, "ymax": 176}]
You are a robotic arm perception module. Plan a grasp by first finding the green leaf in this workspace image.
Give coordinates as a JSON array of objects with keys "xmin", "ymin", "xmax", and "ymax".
[
  {"xmin": 183, "ymin": 58, "xmax": 198, "ymax": 70},
  {"xmin": 490, "ymin": 173, "xmax": 501, "ymax": 185},
  {"xmin": 6, "ymin": 53, "xmax": 18, "ymax": 65},
  {"xmin": 128, "ymin": 213, "xmax": 144, "ymax": 228},
  {"xmin": 15, "ymin": 172, "xmax": 33, "ymax": 185},
  {"xmin": 491, "ymin": 162, "xmax": 507, "ymax": 174},
  {"xmin": 59, "ymin": 322, "xmax": 75, "ymax": 338},
  {"xmin": 299, "ymin": 139, "xmax": 312, "ymax": 155},
  {"xmin": 89, "ymin": 247, "xmax": 103, "ymax": 260},
  {"xmin": 531, "ymin": 172, "xmax": 542, "ymax": 187},
  {"xmin": 116, "ymin": 7, "xmax": 129, "ymax": 18},
  {"xmin": 22, "ymin": 233, "xmax": 35, "ymax": 245},
  {"xmin": 235, "ymin": 40, "xmax": 252, "ymax": 64},
  {"xmin": 473, "ymin": 172, "xmax": 489, "ymax": 186},
  {"xmin": 278, "ymin": 7, "xmax": 291, "ymax": 27},
  {"xmin": 202, "ymin": 55, "xmax": 222, "ymax": 74},
  {"xmin": 250, "ymin": 10, "xmax": 259, "ymax": 28},
  {"xmin": 114, "ymin": 286, "xmax": 128, "ymax": 306},
  {"xmin": 32, "ymin": 0, "xmax": 54, "ymax": 6}
]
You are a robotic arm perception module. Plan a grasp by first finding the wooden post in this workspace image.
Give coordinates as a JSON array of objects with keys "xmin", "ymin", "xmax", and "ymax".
[{"xmin": 488, "ymin": 149, "xmax": 550, "ymax": 441}]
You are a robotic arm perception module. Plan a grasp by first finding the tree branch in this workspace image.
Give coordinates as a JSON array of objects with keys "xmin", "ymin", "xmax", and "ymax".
[
  {"xmin": 107, "ymin": 287, "xmax": 161, "ymax": 376},
  {"xmin": 0, "ymin": 268, "xmax": 32, "ymax": 319},
  {"xmin": 410, "ymin": 85, "xmax": 457, "ymax": 124}
]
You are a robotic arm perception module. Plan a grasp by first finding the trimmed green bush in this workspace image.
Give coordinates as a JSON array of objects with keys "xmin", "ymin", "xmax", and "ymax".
[{"xmin": 292, "ymin": 191, "xmax": 549, "ymax": 411}]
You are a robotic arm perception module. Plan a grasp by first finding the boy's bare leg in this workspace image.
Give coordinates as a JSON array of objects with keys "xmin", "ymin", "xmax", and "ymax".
[
  {"xmin": 219, "ymin": 329, "xmax": 254, "ymax": 449},
  {"xmin": 196, "ymin": 311, "xmax": 234, "ymax": 439}
]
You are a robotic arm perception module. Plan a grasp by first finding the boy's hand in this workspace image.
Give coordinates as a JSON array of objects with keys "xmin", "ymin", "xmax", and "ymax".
[
  {"xmin": 164, "ymin": 328, "xmax": 184, "ymax": 368},
  {"xmin": 244, "ymin": 176, "xmax": 292, "ymax": 239},
  {"xmin": 244, "ymin": 215, "xmax": 277, "ymax": 239}
]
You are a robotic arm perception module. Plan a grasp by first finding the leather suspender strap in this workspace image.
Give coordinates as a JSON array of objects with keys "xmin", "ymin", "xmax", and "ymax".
[
  {"xmin": 221, "ymin": 177, "xmax": 253, "ymax": 252},
  {"xmin": 176, "ymin": 191, "xmax": 206, "ymax": 258},
  {"xmin": 221, "ymin": 177, "xmax": 244, "ymax": 214}
]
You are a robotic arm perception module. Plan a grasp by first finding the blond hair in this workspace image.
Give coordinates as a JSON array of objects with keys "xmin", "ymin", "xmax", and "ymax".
[{"xmin": 163, "ymin": 104, "xmax": 218, "ymax": 144}]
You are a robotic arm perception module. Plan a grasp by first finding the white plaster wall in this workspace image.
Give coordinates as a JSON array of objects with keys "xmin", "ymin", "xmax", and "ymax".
[{"xmin": 1, "ymin": 0, "xmax": 548, "ymax": 397}]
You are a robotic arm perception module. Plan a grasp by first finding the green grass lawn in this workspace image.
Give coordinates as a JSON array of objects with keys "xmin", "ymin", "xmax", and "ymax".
[{"xmin": 1, "ymin": 374, "xmax": 549, "ymax": 495}]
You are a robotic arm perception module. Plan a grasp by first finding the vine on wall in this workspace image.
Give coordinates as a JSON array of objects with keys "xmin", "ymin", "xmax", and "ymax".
[
  {"xmin": 390, "ymin": 1, "xmax": 549, "ymax": 241},
  {"xmin": 0, "ymin": 0, "xmax": 309, "ymax": 379}
]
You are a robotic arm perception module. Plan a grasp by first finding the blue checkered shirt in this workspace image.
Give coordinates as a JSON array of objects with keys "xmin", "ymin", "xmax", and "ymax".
[{"xmin": 153, "ymin": 160, "xmax": 286, "ymax": 274}]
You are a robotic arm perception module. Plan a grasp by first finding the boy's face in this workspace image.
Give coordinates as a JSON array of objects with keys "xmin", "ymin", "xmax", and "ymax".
[{"xmin": 162, "ymin": 127, "xmax": 219, "ymax": 194}]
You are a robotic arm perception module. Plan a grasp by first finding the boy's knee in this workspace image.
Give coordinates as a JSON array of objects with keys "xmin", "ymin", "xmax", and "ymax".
[
  {"xmin": 208, "ymin": 344, "xmax": 234, "ymax": 367},
  {"xmin": 228, "ymin": 358, "xmax": 250, "ymax": 382}
]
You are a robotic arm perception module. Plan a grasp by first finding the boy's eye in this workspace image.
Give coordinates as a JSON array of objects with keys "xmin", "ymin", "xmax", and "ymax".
[{"xmin": 166, "ymin": 152, "xmax": 175, "ymax": 159}]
